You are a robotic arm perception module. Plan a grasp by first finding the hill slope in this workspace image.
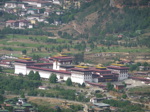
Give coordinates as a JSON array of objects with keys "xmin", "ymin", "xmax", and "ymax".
[{"xmin": 70, "ymin": 0, "xmax": 150, "ymax": 36}]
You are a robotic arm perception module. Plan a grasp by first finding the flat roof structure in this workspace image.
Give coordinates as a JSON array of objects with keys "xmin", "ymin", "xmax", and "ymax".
[
  {"xmin": 107, "ymin": 66, "xmax": 129, "ymax": 70},
  {"xmin": 33, "ymin": 63, "xmax": 53, "ymax": 66},
  {"xmin": 71, "ymin": 68, "xmax": 92, "ymax": 72},
  {"xmin": 15, "ymin": 60, "xmax": 35, "ymax": 63},
  {"xmin": 93, "ymin": 103, "xmax": 110, "ymax": 107},
  {"xmin": 28, "ymin": 66, "xmax": 71, "ymax": 75}
]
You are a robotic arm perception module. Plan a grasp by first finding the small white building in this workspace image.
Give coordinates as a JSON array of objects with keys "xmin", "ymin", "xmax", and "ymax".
[
  {"xmin": 52, "ymin": 0, "xmax": 61, "ymax": 5},
  {"xmin": 4, "ymin": 1, "xmax": 27, "ymax": 9},
  {"xmin": 6, "ymin": 20, "xmax": 32, "ymax": 29},
  {"xmin": 26, "ymin": 8, "xmax": 39, "ymax": 15},
  {"xmin": 38, "ymin": 86, "xmax": 48, "ymax": 90},
  {"xmin": 22, "ymin": 0, "xmax": 50, "ymax": 7},
  {"xmin": 26, "ymin": 15, "xmax": 45, "ymax": 22}
]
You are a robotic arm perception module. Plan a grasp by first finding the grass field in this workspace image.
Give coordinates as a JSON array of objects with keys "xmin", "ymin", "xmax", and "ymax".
[
  {"xmin": 128, "ymin": 86, "xmax": 150, "ymax": 94},
  {"xmin": 0, "ymin": 34, "xmax": 149, "ymax": 63}
]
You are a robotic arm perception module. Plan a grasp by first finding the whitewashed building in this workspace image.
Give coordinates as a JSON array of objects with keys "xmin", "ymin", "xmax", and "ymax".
[
  {"xmin": 14, "ymin": 56, "xmax": 128, "ymax": 84},
  {"xmin": 107, "ymin": 64, "xmax": 129, "ymax": 80},
  {"xmin": 6, "ymin": 20, "xmax": 32, "ymax": 29},
  {"xmin": 4, "ymin": 1, "xmax": 27, "ymax": 9},
  {"xmin": 22, "ymin": 0, "xmax": 50, "ymax": 7}
]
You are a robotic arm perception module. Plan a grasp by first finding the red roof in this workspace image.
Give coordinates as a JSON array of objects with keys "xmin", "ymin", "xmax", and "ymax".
[
  {"xmin": 15, "ymin": 60, "xmax": 35, "ymax": 63},
  {"xmin": 100, "ymin": 74, "xmax": 114, "ymax": 76},
  {"xmin": 131, "ymin": 77, "xmax": 150, "ymax": 82},
  {"xmin": 6, "ymin": 20, "xmax": 29, "ymax": 23},
  {"xmin": 28, "ymin": 66, "xmax": 71, "ymax": 75},
  {"xmin": 6, "ymin": 20, "xmax": 16, "ymax": 23},
  {"xmin": 18, "ymin": 20, "xmax": 29, "ymax": 23},
  {"xmin": 1, "ymin": 60, "xmax": 12, "ymax": 62},
  {"xmin": 71, "ymin": 68, "xmax": 92, "ymax": 72},
  {"xmin": 107, "ymin": 66, "xmax": 129, "ymax": 70},
  {"xmin": 85, "ymin": 81, "xmax": 106, "ymax": 87},
  {"xmin": 33, "ymin": 63, "xmax": 53, "ymax": 66},
  {"xmin": 0, "ymin": 62, "xmax": 11, "ymax": 65},
  {"xmin": 92, "ymin": 69, "xmax": 111, "ymax": 72}
]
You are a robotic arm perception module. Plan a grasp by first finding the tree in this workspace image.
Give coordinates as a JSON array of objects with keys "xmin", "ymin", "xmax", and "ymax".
[
  {"xmin": 143, "ymin": 62, "xmax": 148, "ymax": 67},
  {"xmin": 49, "ymin": 73, "xmax": 57, "ymax": 83},
  {"xmin": 28, "ymin": 71, "xmax": 41, "ymax": 80},
  {"xmin": 20, "ymin": 93, "xmax": 25, "ymax": 98},
  {"xmin": 0, "ymin": 95, "xmax": 5, "ymax": 103},
  {"xmin": 81, "ymin": 83, "xmax": 85, "ymax": 88},
  {"xmin": 28, "ymin": 70, "xmax": 35, "ymax": 79},
  {"xmin": 22, "ymin": 49, "xmax": 27, "ymax": 55},
  {"xmin": 136, "ymin": 62, "xmax": 141, "ymax": 66},
  {"xmin": 74, "ymin": 52, "xmax": 84, "ymax": 64},
  {"xmin": 122, "ymin": 94, "xmax": 127, "ymax": 99},
  {"xmin": 66, "ymin": 78, "xmax": 72, "ymax": 86},
  {"xmin": 0, "ymin": 67, "xmax": 2, "ymax": 72},
  {"xmin": 34, "ymin": 71, "xmax": 41, "ymax": 80},
  {"xmin": 107, "ymin": 82, "xmax": 114, "ymax": 91},
  {"xmin": 56, "ymin": 106, "xmax": 62, "ymax": 112},
  {"xmin": 32, "ymin": 54, "xmax": 40, "ymax": 61},
  {"xmin": 39, "ymin": 8, "xmax": 45, "ymax": 13}
]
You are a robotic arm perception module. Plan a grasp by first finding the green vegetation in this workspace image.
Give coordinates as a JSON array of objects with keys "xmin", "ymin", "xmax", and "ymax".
[
  {"xmin": 49, "ymin": 73, "xmax": 58, "ymax": 83},
  {"xmin": 127, "ymin": 62, "xmax": 150, "ymax": 71},
  {"xmin": 128, "ymin": 86, "xmax": 150, "ymax": 95},
  {"xmin": 0, "ymin": 12, "xmax": 18, "ymax": 21},
  {"xmin": 0, "ymin": 67, "xmax": 3, "ymax": 72},
  {"xmin": 47, "ymin": 11, "xmax": 76, "ymax": 24},
  {"xmin": 73, "ymin": 0, "xmax": 150, "ymax": 55},
  {"xmin": 107, "ymin": 82, "xmax": 114, "ymax": 91},
  {"xmin": 33, "ymin": 103, "xmax": 83, "ymax": 112},
  {"xmin": 66, "ymin": 78, "xmax": 72, "ymax": 86},
  {"xmin": 0, "ymin": 27, "xmax": 54, "ymax": 36},
  {"xmin": 0, "ymin": 74, "xmax": 41, "ymax": 95},
  {"xmin": 28, "ymin": 71, "xmax": 41, "ymax": 81},
  {"xmin": 2, "ymin": 68, "xmax": 14, "ymax": 74},
  {"xmin": 0, "ymin": 94, "xmax": 5, "ymax": 103},
  {"xmin": 103, "ymin": 99, "xmax": 144, "ymax": 112}
]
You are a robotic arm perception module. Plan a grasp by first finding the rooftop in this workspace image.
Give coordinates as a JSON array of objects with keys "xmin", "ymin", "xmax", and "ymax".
[
  {"xmin": 6, "ymin": 20, "xmax": 29, "ymax": 23},
  {"xmin": 33, "ymin": 63, "xmax": 53, "ymax": 66},
  {"xmin": 93, "ymin": 103, "xmax": 110, "ymax": 107},
  {"xmin": 51, "ymin": 55, "xmax": 73, "ymax": 60},
  {"xmin": 15, "ymin": 60, "xmax": 35, "ymax": 63},
  {"xmin": 107, "ymin": 66, "xmax": 129, "ymax": 70},
  {"xmin": 71, "ymin": 68, "xmax": 92, "ymax": 72},
  {"xmin": 28, "ymin": 66, "xmax": 71, "ymax": 75}
]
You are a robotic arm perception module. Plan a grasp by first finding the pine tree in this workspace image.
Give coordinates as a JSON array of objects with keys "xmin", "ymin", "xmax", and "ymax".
[
  {"xmin": 49, "ymin": 73, "xmax": 58, "ymax": 83},
  {"xmin": 66, "ymin": 78, "xmax": 72, "ymax": 86}
]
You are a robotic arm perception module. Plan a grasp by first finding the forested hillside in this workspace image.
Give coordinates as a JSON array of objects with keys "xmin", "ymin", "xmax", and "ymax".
[
  {"xmin": 75, "ymin": 0, "xmax": 150, "ymax": 35},
  {"xmin": 63, "ymin": 0, "xmax": 150, "ymax": 48}
]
